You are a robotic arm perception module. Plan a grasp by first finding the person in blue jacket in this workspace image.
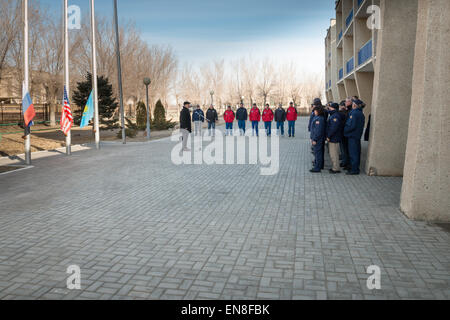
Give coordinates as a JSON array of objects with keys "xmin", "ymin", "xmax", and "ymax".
[
  {"xmin": 344, "ymin": 99, "xmax": 366, "ymax": 175},
  {"xmin": 310, "ymin": 106, "xmax": 326, "ymax": 173},
  {"xmin": 326, "ymin": 103, "xmax": 344, "ymax": 174},
  {"xmin": 192, "ymin": 105, "xmax": 205, "ymax": 136}
]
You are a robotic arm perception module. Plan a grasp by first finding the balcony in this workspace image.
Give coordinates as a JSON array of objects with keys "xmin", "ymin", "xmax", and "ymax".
[
  {"xmin": 329, "ymin": 80, "xmax": 331, "ymax": 89},
  {"xmin": 338, "ymin": 30, "xmax": 343, "ymax": 41},
  {"xmin": 346, "ymin": 57, "xmax": 354, "ymax": 74},
  {"xmin": 358, "ymin": 39, "xmax": 373, "ymax": 66},
  {"xmin": 346, "ymin": 9, "xmax": 354, "ymax": 28},
  {"xmin": 339, "ymin": 68, "xmax": 343, "ymax": 80},
  {"xmin": 358, "ymin": 0, "xmax": 364, "ymax": 8}
]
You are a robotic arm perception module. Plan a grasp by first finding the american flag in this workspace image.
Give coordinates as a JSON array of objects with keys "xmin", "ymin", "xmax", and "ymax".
[{"xmin": 61, "ymin": 85, "xmax": 73, "ymax": 136}]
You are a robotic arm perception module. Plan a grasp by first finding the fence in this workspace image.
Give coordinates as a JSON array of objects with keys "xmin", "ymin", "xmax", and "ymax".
[{"xmin": 0, "ymin": 104, "xmax": 65, "ymax": 125}]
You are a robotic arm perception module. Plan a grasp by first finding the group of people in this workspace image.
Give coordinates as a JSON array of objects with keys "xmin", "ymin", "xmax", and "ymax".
[
  {"xmin": 308, "ymin": 97, "xmax": 366, "ymax": 175},
  {"xmin": 183, "ymin": 102, "xmax": 299, "ymax": 139}
]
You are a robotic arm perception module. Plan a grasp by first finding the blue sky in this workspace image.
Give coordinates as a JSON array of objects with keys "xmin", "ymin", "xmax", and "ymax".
[{"xmin": 40, "ymin": 0, "xmax": 335, "ymax": 73}]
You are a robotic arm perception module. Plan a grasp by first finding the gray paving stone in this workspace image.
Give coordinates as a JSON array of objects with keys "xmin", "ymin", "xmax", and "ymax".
[{"xmin": 0, "ymin": 119, "xmax": 449, "ymax": 300}]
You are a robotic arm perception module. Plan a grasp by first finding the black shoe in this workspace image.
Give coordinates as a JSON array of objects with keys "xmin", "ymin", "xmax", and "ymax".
[
  {"xmin": 310, "ymin": 169, "xmax": 321, "ymax": 173},
  {"xmin": 329, "ymin": 169, "xmax": 341, "ymax": 174},
  {"xmin": 340, "ymin": 163, "xmax": 346, "ymax": 168},
  {"xmin": 346, "ymin": 172, "xmax": 359, "ymax": 175}
]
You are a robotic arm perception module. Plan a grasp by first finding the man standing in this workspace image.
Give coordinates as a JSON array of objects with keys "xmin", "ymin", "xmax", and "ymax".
[
  {"xmin": 286, "ymin": 102, "xmax": 298, "ymax": 137},
  {"xmin": 180, "ymin": 101, "xmax": 192, "ymax": 152},
  {"xmin": 223, "ymin": 106, "xmax": 235, "ymax": 136},
  {"xmin": 262, "ymin": 104, "xmax": 274, "ymax": 136},
  {"xmin": 340, "ymin": 98, "xmax": 353, "ymax": 170},
  {"xmin": 249, "ymin": 104, "xmax": 261, "ymax": 136},
  {"xmin": 344, "ymin": 99, "xmax": 366, "ymax": 175},
  {"xmin": 192, "ymin": 105, "xmax": 204, "ymax": 136},
  {"xmin": 274, "ymin": 104, "xmax": 286, "ymax": 137},
  {"xmin": 310, "ymin": 107, "xmax": 326, "ymax": 173},
  {"xmin": 326, "ymin": 103, "xmax": 343, "ymax": 174},
  {"xmin": 206, "ymin": 104, "xmax": 218, "ymax": 137},
  {"xmin": 236, "ymin": 103, "xmax": 248, "ymax": 136}
]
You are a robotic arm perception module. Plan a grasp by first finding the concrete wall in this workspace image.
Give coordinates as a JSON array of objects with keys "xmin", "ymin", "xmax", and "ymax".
[
  {"xmin": 366, "ymin": 0, "xmax": 419, "ymax": 176},
  {"xmin": 400, "ymin": 0, "xmax": 450, "ymax": 222}
]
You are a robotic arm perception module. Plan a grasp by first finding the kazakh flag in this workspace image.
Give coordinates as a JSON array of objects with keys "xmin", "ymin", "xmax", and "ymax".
[{"xmin": 80, "ymin": 91, "xmax": 94, "ymax": 128}]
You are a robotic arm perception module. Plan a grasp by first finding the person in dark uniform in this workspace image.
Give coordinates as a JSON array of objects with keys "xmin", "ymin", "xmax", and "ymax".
[
  {"xmin": 180, "ymin": 101, "xmax": 192, "ymax": 152},
  {"xmin": 310, "ymin": 106, "xmax": 326, "ymax": 173},
  {"xmin": 344, "ymin": 99, "xmax": 366, "ymax": 175},
  {"xmin": 326, "ymin": 103, "xmax": 344, "ymax": 174},
  {"xmin": 340, "ymin": 98, "xmax": 353, "ymax": 170}
]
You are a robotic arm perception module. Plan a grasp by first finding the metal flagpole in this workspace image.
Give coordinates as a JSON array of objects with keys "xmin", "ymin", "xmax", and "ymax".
[
  {"xmin": 113, "ymin": 0, "xmax": 126, "ymax": 144},
  {"xmin": 23, "ymin": 0, "xmax": 31, "ymax": 165},
  {"xmin": 64, "ymin": 0, "xmax": 71, "ymax": 155},
  {"xmin": 90, "ymin": 0, "xmax": 100, "ymax": 149}
]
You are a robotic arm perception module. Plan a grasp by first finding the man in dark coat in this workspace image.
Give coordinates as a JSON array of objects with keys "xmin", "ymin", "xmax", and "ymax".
[
  {"xmin": 180, "ymin": 101, "xmax": 191, "ymax": 151},
  {"xmin": 344, "ymin": 99, "xmax": 366, "ymax": 175},
  {"xmin": 274, "ymin": 104, "xmax": 286, "ymax": 136},
  {"xmin": 236, "ymin": 103, "xmax": 248, "ymax": 136},
  {"xmin": 206, "ymin": 105, "xmax": 219, "ymax": 137}
]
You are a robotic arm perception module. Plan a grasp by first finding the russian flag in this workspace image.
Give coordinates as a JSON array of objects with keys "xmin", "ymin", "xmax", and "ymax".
[{"xmin": 22, "ymin": 85, "xmax": 35, "ymax": 127}]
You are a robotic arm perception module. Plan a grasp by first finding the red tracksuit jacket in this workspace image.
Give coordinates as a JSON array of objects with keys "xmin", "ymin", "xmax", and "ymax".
[
  {"xmin": 286, "ymin": 106, "xmax": 298, "ymax": 121},
  {"xmin": 262, "ymin": 108, "xmax": 274, "ymax": 122},
  {"xmin": 223, "ymin": 110, "xmax": 235, "ymax": 123},
  {"xmin": 249, "ymin": 108, "xmax": 261, "ymax": 122}
]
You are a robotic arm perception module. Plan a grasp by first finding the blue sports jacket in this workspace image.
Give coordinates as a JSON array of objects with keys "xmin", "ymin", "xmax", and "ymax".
[
  {"xmin": 326, "ymin": 110, "xmax": 343, "ymax": 143},
  {"xmin": 344, "ymin": 108, "xmax": 365, "ymax": 139},
  {"xmin": 310, "ymin": 115, "xmax": 326, "ymax": 142}
]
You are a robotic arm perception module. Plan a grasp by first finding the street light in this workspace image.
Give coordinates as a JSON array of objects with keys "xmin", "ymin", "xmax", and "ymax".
[
  {"xmin": 210, "ymin": 90, "xmax": 214, "ymax": 106},
  {"xmin": 143, "ymin": 77, "xmax": 151, "ymax": 140}
]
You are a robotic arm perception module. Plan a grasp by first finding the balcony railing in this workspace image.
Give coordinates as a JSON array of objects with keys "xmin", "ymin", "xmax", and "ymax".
[
  {"xmin": 338, "ymin": 30, "xmax": 343, "ymax": 41},
  {"xmin": 339, "ymin": 68, "xmax": 343, "ymax": 80},
  {"xmin": 346, "ymin": 9, "xmax": 354, "ymax": 28},
  {"xmin": 329, "ymin": 80, "xmax": 331, "ymax": 89},
  {"xmin": 358, "ymin": 0, "xmax": 364, "ymax": 8},
  {"xmin": 346, "ymin": 57, "xmax": 354, "ymax": 74},
  {"xmin": 358, "ymin": 39, "xmax": 373, "ymax": 66}
]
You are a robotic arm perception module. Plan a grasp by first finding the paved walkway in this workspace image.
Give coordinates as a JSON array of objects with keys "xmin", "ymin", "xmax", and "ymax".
[{"xmin": 0, "ymin": 118, "xmax": 449, "ymax": 300}]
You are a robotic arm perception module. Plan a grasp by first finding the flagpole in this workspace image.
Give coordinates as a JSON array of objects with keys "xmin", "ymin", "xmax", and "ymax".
[
  {"xmin": 64, "ymin": 0, "xmax": 71, "ymax": 155},
  {"xmin": 113, "ymin": 0, "xmax": 126, "ymax": 144},
  {"xmin": 23, "ymin": 0, "xmax": 31, "ymax": 165},
  {"xmin": 90, "ymin": 0, "xmax": 100, "ymax": 149}
]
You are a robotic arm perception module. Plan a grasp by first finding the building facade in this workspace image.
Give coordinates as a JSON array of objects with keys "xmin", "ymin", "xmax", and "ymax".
[{"xmin": 325, "ymin": 0, "xmax": 449, "ymax": 222}]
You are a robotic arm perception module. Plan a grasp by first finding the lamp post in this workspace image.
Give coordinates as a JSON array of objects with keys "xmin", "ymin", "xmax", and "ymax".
[
  {"xmin": 143, "ymin": 78, "xmax": 151, "ymax": 140},
  {"xmin": 210, "ymin": 90, "xmax": 214, "ymax": 106},
  {"xmin": 113, "ymin": 0, "xmax": 126, "ymax": 144}
]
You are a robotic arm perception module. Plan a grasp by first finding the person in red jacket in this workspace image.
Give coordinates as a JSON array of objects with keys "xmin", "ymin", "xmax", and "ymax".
[
  {"xmin": 223, "ymin": 106, "xmax": 235, "ymax": 136},
  {"xmin": 262, "ymin": 104, "xmax": 274, "ymax": 136},
  {"xmin": 249, "ymin": 103, "xmax": 261, "ymax": 136},
  {"xmin": 286, "ymin": 102, "xmax": 298, "ymax": 137}
]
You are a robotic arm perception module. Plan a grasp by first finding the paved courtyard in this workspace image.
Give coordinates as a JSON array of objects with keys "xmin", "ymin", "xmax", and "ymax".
[{"xmin": 0, "ymin": 118, "xmax": 449, "ymax": 300}]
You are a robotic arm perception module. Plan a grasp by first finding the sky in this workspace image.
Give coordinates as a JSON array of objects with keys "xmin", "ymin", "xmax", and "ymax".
[{"xmin": 39, "ymin": 0, "xmax": 335, "ymax": 74}]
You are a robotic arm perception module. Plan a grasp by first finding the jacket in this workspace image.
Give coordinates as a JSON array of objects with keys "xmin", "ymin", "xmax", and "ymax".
[
  {"xmin": 249, "ymin": 107, "xmax": 261, "ymax": 122},
  {"xmin": 344, "ymin": 108, "xmax": 366, "ymax": 139},
  {"xmin": 286, "ymin": 106, "xmax": 298, "ymax": 121},
  {"xmin": 262, "ymin": 108, "xmax": 274, "ymax": 122},
  {"xmin": 310, "ymin": 115, "xmax": 326, "ymax": 143},
  {"xmin": 223, "ymin": 110, "xmax": 235, "ymax": 123},
  {"xmin": 326, "ymin": 110, "xmax": 343, "ymax": 143},
  {"xmin": 180, "ymin": 107, "xmax": 192, "ymax": 132},
  {"xmin": 206, "ymin": 108, "xmax": 218, "ymax": 123},
  {"xmin": 236, "ymin": 107, "xmax": 248, "ymax": 121},
  {"xmin": 274, "ymin": 108, "xmax": 286, "ymax": 122},
  {"xmin": 192, "ymin": 109, "xmax": 205, "ymax": 122}
]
